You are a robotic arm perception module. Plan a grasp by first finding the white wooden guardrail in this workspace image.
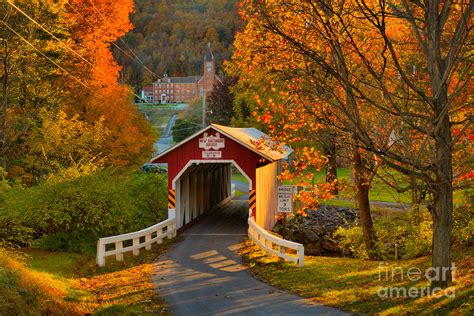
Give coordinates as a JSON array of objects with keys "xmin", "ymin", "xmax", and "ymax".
[
  {"xmin": 96, "ymin": 218, "xmax": 176, "ymax": 267},
  {"xmin": 248, "ymin": 217, "xmax": 304, "ymax": 267}
]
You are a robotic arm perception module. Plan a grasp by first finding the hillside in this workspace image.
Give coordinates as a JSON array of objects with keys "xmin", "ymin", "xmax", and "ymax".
[{"xmin": 114, "ymin": 0, "xmax": 242, "ymax": 90}]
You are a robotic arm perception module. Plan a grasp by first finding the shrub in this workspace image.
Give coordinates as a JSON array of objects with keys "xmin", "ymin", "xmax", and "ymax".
[
  {"xmin": 0, "ymin": 171, "xmax": 168, "ymax": 253},
  {"xmin": 452, "ymin": 204, "xmax": 474, "ymax": 247},
  {"xmin": 333, "ymin": 221, "xmax": 368, "ymax": 259},
  {"xmin": 334, "ymin": 211, "xmax": 432, "ymax": 260}
]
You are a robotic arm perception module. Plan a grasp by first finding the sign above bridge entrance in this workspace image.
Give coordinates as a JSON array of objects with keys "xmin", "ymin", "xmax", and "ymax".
[
  {"xmin": 199, "ymin": 132, "xmax": 225, "ymax": 150},
  {"xmin": 199, "ymin": 132, "xmax": 225, "ymax": 158}
]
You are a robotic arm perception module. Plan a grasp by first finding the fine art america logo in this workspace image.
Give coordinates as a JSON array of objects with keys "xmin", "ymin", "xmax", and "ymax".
[
  {"xmin": 377, "ymin": 263, "xmax": 456, "ymax": 299},
  {"xmin": 199, "ymin": 132, "xmax": 225, "ymax": 158}
]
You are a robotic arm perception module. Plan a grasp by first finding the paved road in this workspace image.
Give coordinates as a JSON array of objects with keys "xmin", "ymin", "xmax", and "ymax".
[
  {"xmin": 231, "ymin": 179, "xmax": 249, "ymax": 200},
  {"xmin": 330, "ymin": 197, "xmax": 410, "ymax": 213},
  {"xmin": 152, "ymin": 200, "xmax": 346, "ymax": 315},
  {"xmin": 154, "ymin": 114, "xmax": 177, "ymax": 154}
]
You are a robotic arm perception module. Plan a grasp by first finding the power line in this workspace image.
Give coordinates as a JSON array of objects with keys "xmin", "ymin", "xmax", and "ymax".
[
  {"xmin": 117, "ymin": 38, "xmax": 160, "ymax": 79},
  {"xmin": 1, "ymin": 20, "xmax": 92, "ymax": 92},
  {"xmin": 86, "ymin": 0, "xmax": 162, "ymax": 80},
  {"xmin": 178, "ymin": 119, "xmax": 204, "ymax": 127},
  {"xmin": 2, "ymin": 19, "xmax": 150, "ymax": 117},
  {"xmin": 171, "ymin": 126, "xmax": 202, "ymax": 132},
  {"xmin": 7, "ymin": 1, "xmax": 93, "ymax": 68},
  {"xmin": 6, "ymin": 0, "xmax": 144, "ymax": 101}
]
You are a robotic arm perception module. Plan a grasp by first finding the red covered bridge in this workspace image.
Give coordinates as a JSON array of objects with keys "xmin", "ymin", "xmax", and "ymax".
[
  {"xmin": 96, "ymin": 124, "xmax": 305, "ymax": 267},
  {"xmin": 151, "ymin": 124, "xmax": 292, "ymax": 231}
]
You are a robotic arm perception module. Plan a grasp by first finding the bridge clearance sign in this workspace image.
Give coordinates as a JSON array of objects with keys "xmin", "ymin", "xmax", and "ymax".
[{"xmin": 278, "ymin": 186, "xmax": 294, "ymax": 213}]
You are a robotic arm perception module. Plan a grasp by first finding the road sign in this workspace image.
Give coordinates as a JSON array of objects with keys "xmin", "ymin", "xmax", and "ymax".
[
  {"xmin": 278, "ymin": 185, "xmax": 295, "ymax": 194},
  {"xmin": 278, "ymin": 185, "xmax": 294, "ymax": 213}
]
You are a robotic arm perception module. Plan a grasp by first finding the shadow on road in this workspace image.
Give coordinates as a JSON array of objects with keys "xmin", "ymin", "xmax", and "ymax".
[{"xmin": 152, "ymin": 200, "xmax": 345, "ymax": 315}]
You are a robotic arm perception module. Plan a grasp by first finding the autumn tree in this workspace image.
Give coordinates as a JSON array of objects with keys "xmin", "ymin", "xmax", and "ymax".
[
  {"xmin": 64, "ymin": 0, "xmax": 154, "ymax": 167},
  {"xmin": 1, "ymin": 0, "xmax": 154, "ymax": 180},
  {"xmin": 1, "ymin": 0, "xmax": 73, "ymax": 173},
  {"xmin": 231, "ymin": 0, "xmax": 382, "ymax": 257},
  {"xmin": 207, "ymin": 76, "xmax": 237, "ymax": 125},
  {"xmin": 29, "ymin": 110, "xmax": 109, "ymax": 181},
  {"xmin": 233, "ymin": 0, "xmax": 473, "ymax": 288},
  {"xmin": 115, "ymin": 0, "xmax": 244, "ymax": 86}
]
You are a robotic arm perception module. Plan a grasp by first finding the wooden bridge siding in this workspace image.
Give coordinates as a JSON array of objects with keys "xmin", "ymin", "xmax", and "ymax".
[
  {"xmin": 175, "ymin": 163, "xmax": 232, "ymax": 229},
  {"xmin": 153, "ymin": 130, "xmax": 265, "ymax": 190},
  {"xmin": 256, "ymin": 161, "xmax": 281, "ymax": 230}
]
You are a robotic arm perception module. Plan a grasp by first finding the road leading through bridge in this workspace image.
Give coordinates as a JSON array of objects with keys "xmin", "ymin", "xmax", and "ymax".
[{"xmin": 152, "ymin": 200, "xmax": 347, "ymax": 315}]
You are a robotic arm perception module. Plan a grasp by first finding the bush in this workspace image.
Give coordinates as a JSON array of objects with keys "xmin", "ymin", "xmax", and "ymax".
[
  {"xmin": 0, "ymin": 171, "xmax": 168, "ymax": 253},
  {"xmin": 334, "ymin": 211, "xmax": 432, "ymax": 260},
  {"xmin": 452, "ymin": 204, "xmax": 474, "ymax": 247}
]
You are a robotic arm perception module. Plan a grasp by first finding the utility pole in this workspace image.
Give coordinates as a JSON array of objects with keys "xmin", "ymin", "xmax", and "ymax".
[{"xmin": 202, "ymin": 93, "xmax": 206, "ymax": 128}]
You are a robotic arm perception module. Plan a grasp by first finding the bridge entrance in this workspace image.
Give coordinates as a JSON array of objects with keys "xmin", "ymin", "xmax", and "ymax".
[{"xmin": 151, "ymin": 124, "xmax": 292, "ymax": 231}]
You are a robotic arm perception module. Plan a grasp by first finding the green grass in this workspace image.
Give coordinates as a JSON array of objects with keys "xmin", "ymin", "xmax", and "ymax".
[
  {"xmin": 241, "ymin": 243, "xmax": 473, "ymax": 314},
  {"xmin": 24, "ymin": 250, "xmax": 90, "ymax": 278},
  {"xmin": 232, "ymin": 172, "xmax": 249, "ymax": 184},
  {"xmin": 284, "ymin": 167, "xmax": 412, "ymax": 204},
  {"xmin": 137, "ymin": 103, "xmax": 188, "ymax": 131},
  {"xmin": 137, "ymin": 102, "xmax": 181, "ymax": 107}
]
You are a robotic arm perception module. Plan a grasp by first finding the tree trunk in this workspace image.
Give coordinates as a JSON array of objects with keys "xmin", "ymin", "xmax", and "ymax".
[
  {"xmin": 352, "ymin": 144, "xmax": 376, "ymax": 259},
  {"xmin": 324, "ymin": 140, "xmax": 338, "ymax": 195},
  {"xmin": 431, "ymin": 185, "xmax": 453, "ymax": 288},
  {"xmin": 411, "ymin": 177, "xmax": 420, "ymax": 225},
  {"xmin": 0, "ymin": 40, "xmax": 8, "ymax": 169},
  {"xmin": 430, "ymin": 97, "xmax": 453, "ymax": 288}
]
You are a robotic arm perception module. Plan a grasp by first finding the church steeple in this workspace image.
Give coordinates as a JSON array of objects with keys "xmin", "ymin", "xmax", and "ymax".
[
  {"xmin": 203, "ymin": 42, "xmax": 215, "ymax": 77},
  {"xmin": 204, "ymin": 42, "xmax": 214, "ymax": 61}
]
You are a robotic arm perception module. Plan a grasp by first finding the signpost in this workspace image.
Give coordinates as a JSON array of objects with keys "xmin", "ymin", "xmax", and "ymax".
[
  {"xmin": 278, "ymin": 186, "xmax": 294, "ymax": 237},
  {"xmin": 278, "ymin": 185, "xmax": 294, "ymax": 213}
]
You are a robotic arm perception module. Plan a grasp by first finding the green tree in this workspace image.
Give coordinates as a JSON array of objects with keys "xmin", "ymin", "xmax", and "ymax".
[
  {"xmin": 172, "ymin": 118, "xmax": 200, "ymax": 143},
  {"xmin": 207, "ymin": 76, "xmax": 237, "ymax": 125}
]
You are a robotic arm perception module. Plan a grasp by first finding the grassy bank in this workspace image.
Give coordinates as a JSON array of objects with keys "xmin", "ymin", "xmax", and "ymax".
[
  {"xmin": 284, "ymin": 168, "xmax": 412, "ymax": 204},
  {"xmin": 240, "ymin": 242, "xmax": 473, "ymax": 314},
  {"xmin": 285, "ymin": 167, "xmax": 468, "ymax": 207},
  {"xmin": 0, "ymin": 243, "xmax": 171, "ymax": 315}
]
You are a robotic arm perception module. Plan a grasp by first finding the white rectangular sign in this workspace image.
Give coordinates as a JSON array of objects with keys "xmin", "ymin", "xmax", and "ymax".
[
  {"xmin": 278, "ymin": 185, "xmax": 296, "ymax": 194},
  {"xmin": 202, "ymin": 151, "xmax": 222, "ymax": 158},
  {"xmin": 278, "ymin": 193, "xmax": 293, "ymax": 213},
  {"xmin": 278, "ymin": 185, "xmax": 294, "ymax": 213}
]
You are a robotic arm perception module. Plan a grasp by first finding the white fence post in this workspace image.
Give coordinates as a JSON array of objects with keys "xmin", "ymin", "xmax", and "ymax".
[
  {"xmin": 133, "ymin": 237, "xmax": 140, "ymax": 256},
  {"xmin": 297, "ymin": 245, "xmax": 304, "ymax": 267},
  {"xmin": 95, "ymin": 217, "xmax": 177, "ymax": 267},
  {"xmin": 171, "ymin": 222, "xmax": 176, "ymax": 238},
  {"xmin": 96, "ymin": 240, "xmax": 105, "ymax": 267},
  {"xmin": 145, "ymin": 234, "xmax": 152, "ymax": 250},
  {"xmin": 157, "ymin": 228, "xmax": 163, "ymax": 244},
  {"xmin": 115, "ymin": 241, "xmax": 124, "ymax": 261},
  {"xmin": 248, "ymin": 217, "xmax": 304, "ymax": 267}
]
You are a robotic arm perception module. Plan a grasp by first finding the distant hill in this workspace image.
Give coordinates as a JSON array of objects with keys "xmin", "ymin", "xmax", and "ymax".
[{"xmin": 114, "ymin": 0, "xmax": 242, "ymax": 90}]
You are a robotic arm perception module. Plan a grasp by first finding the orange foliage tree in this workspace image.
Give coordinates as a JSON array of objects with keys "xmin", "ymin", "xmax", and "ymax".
[
  {"xmin": 1, "ymin": 0, "xmax": 154, "ymax": 179},
  {"xmin": 232, "ymin": 0, "xmax": 473, "ymax": 288},
  {"xmin": 230, "ymin": 0, "xmax": 386, "ymax": 257},
  {"xmin": 66, "ymin": 0, "xmax": 154, "ymax": 167}
]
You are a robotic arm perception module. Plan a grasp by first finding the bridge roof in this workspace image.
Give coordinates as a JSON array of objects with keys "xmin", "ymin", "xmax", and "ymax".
[
  {"xmin": 211, "ymin": 124, "xmax": 292, "ymax": 161},
  {"xmin": 151, "ymin": 124, "xmax": 292, "ymax": 163}
]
